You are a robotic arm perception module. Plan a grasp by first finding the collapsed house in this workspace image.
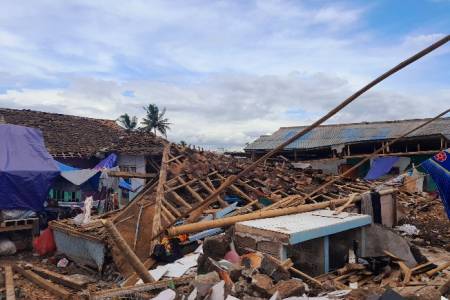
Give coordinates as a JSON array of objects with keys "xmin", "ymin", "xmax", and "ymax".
[
  {"xmin": 43, "ymin": 143, "xmax": 450, "ymax": 299},
  {"xmin": 0, "ymin": 111, "xmax": 449, "ymax": 300}
]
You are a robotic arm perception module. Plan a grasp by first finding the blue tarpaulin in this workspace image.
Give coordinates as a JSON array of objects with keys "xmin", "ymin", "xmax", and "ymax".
[
  {"xmin": 364, "ymin": 156, "xmax": 400, "ymax": 180},
  {"xmin": 56, "ymin": 161, "xmax": 78, "ymax": 172},
  {"xmin": 422, "ymin": 149, "xmax": 450, "ymax": 219},
  {"xmin": 0, "ymin": 125, "xmax": 60, "ymax": 211},
  {"xmin": 94, "ymin": 153, "xmax": 117, "ymax": 170}
]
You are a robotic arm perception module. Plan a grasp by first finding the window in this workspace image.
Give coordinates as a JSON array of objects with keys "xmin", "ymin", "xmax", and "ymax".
[{"xmin": 120, "ymin": 165, "xmax": 136, "ymax": 173}]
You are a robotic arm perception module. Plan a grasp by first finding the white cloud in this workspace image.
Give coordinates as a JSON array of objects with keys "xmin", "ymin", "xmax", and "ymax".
[
  {"xmin": 1, "ymin": 73, "xmax": 448, "ymax": 150},
  {"xmin": 0, "ymin": 1, "xmax": 448, "ymax": 150}
]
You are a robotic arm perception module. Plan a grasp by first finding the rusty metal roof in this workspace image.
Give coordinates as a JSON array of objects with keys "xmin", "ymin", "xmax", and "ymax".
[{"xmin": 245, "ymin": 117, "xmax": 450, "ymax": 151}]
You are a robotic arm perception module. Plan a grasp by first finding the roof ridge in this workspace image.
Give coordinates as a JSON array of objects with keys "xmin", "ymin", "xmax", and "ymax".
[
  {"xmin": 279, "ymin": 116, "xmax": 450, "ymax": 129},
  {"xmin": 0, "ymin": 107, "xmax": 116, "ymax": 123}
]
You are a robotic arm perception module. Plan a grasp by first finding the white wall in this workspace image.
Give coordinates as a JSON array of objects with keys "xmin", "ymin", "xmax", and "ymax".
[{"xmin": 118, "ymin": 154, "xmax": 146, "ymax": 200}]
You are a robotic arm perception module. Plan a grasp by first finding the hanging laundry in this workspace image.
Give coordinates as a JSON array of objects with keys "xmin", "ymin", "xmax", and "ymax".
[{"xmin": 422, "ymin": 149, "xmax": 450, "ymax": 219}]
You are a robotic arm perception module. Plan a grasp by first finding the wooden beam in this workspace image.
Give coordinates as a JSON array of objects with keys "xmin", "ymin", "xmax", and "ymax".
[
  {"xmin": 198, "ymin": 180, "xmax": 228, "ymax": 208},
  {"xmin": 13, "ymin": 265, "xmax": 71, "ymax": 300},
  {"xmin": 133, "ymin": 204, "xmax": 144, "ymax": 251},
  {"xmin": 165, "ymin": 179, "xmax": 198, "ymax": 194},
  {"xmin": 102, "ymin": 219, "xmax": 154, "ymax": 283},
  {"xmin": 163, "ymin": 200, "xmax": 182, "ymax": 218},
  {"xmin": 151, "ymin": 144, "xmax": 171, "ymax": 246},
  {"xmin": 4, "ymin": 265, "xmax": 15, "ymax": 300},
  {"xmin": 267, "ymin": 255, "xmax": 322, "ymax": 287},
  {"xmin": 216, "ymin": 173, "xmax": 257, "ymax": 204},
  {"xmin": 122, "ymin": 259, "xmax": 156, "ymax": 287},
  {"xmin": 178, "ymin": 177, "xmax": 205, "ymax": 203},
  {"xmin": 166, "ymin": 154, "xmax": 184, "ymax": 163},
  {"xmin": 91, "ymin": 276, "xmax": 194, "ymax": 299},
  {"xmin": 169, "ymin": 191, "xmax": 193, "ymax": 209},
  {"xmin": 30, "ymin": 265, "xmax": 90, "ymax": 290},
  {"xmin": 107, "ymin": 171, "xmax": 156, "ymax": 179}
]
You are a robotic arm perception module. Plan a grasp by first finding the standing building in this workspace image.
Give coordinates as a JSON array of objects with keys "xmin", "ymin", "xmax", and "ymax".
[
  {"xmin": 0, "ymin": 108, "xmax": 164, "ymax": 204},
  {"xmin": 245, "ymin": 117, "xmax": 450, "ymax": 179}
]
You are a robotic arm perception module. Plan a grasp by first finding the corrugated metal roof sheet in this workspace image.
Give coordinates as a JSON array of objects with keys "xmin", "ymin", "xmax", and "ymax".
[{"xmin": 245, "ymin": 117, "xmax": 450, "ymax": 151}]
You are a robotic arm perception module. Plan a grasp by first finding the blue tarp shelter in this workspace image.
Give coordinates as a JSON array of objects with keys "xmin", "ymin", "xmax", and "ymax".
[
  {"xmin": 422, "ymin": 149, "xmax": 450, "ymax": 219},
  {"xmin": 0, "ymin": 125, "xmax": 59, "ymax": 211},
  {"xmin": 364, "ymin": 156, "xmax": 400, "ymax": 180}
]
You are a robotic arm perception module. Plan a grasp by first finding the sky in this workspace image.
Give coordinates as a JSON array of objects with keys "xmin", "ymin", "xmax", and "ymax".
[{"xmin": 0, "ymin": 0, "xmax": 449, "ymax": 150}]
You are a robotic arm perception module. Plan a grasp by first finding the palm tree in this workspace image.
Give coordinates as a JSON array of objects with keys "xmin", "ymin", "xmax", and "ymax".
[
  {"xmin": 116, "ymin": 113, "xmax": 138, "ymax": 131},
  {"xmin": 141, "ymin": 104, "xmax": 171, "ymax": 137}
]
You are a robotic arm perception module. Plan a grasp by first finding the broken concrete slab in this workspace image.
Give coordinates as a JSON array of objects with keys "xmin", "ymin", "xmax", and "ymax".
[{"xmin": 361, "ymin": 224, "xmax": 417, "ymax": 268}]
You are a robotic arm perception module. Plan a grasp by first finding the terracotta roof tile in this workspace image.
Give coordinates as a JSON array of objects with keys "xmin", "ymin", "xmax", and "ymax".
[{"xmin": 0, "ymin": 108, "xmax": 164, "ymax": 157}]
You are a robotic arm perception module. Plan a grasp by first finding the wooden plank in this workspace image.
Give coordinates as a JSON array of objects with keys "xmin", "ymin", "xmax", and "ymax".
[
  {"xmin": 102, "ymin": 220, "xmax": 154, "ymax": 283},
  {"xmin": 122, "ymin": 258, "xmax": 156, "ymax": 287},
  {"xmin": 198, "ymin": 180, "xmax": 228, "ymax": 208},
  {"xmin": 163, "ymin": 200, "xmax": 182, "ymax": 218},
  {"xmin": 161, "ymin": 205, "xmax": 176, "ymax": 222},
  {"xmin": 4, "ymin": 265, "xmax": 15, "ymax": 300},
  {"xmin": 216, "ymin": 173, "xmax": 256, "ymax": 204},
  {"xmin": 165, "ymin": 179, "xmax": 197, "ymax": 194},
  {"xmin": 133, "ymin": 204, "xmax": 144, "ymax": 251},
  {"xmin": 30, "ymin": 265, "xmax": 89, "ymax": 290},
  {"xmin": 266, "ymin": 254, "xmax": 322, "ymax": 287},
  {"xmin": 0, "ymin": 224, "xmax": 34, "ymax": 233},
  {"xmin": 13, "ymin": 265, "xmax": 71, "ymax": 299},
  {"xmin": 91, "ymin": 275, "xmax": 194, "ymax": 299},
  {"xmin": 107, "ymin": 171, "xmax": 156, "ymax": 179},
  {"xmin": 169, "ymin": 191, "xmax": 193, "ymax": 209},
  {"xmin": 166, "ymin": 154, "xmax": 184, "ymax": 163},
  {"xmin": 178, "ymin": 177, "xmax": 205, "ymax": 203},
  {"xmin": 152, "ymin": 144, "xmax": 171, "ymax": 241}
]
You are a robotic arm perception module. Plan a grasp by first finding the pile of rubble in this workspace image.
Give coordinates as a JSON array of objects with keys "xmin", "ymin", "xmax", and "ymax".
[
  {"xmin": 1, "ymin": 145, "xmax": 449, "ymax": 299},
  {"xmin": 396, "ymin": 191, "xmax": 450, "ymax": 249}
]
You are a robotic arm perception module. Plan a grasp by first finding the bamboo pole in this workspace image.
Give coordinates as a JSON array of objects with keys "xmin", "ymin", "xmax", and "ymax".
[
  {"xmin": 153, "ymin": 35, "xmax": 449, "ymax": 240},
  {"xmin": 102, "ymin": 219, "xmax": 154, "ymax": 283},
  {"xmin": 167, "ymin": 188, "xmax": 396, "ymax": 235}
]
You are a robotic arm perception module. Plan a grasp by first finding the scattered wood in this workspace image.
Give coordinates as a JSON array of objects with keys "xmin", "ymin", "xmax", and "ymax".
[
  {"xmin": 4, "ymin": 265, "xmax": 15, "ymax": 300},
  {"xmin": 89, "ymin": 276, "xmax": 194, "ymax": 299},
  {"xmin": 266, "ymin": 254, "xmax": 322, "ymax": 287},
  {"xmin": 107, "ymin": 171, "xmax": 156, "ymax": 179},
  {"xmin": 426, "ymin": 261, "xmax": 450, "ymax": 277},
  {"xmin": 102, "ymin": 219, "xmax": 154, "ymax": 283},
  {"xmin": 30, "ymin": 264, "xmax": 91, "ymax": 290},
  {"xmin": 12, "ymin": 265, "xmax": 71, "ymax": 300}
]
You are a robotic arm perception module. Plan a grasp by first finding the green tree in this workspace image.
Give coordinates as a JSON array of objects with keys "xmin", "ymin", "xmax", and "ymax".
[
  {"xmin": 141, "ymin": 104, "xmax": 171, "ymax": 137},
  {"xmin": 116, "ymin": 113, "xmax": 138, "ymax": 131}
]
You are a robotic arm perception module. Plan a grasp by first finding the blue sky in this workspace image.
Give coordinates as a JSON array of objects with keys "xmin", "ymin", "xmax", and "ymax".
[{"xmin": 0, "ymin": 0, "xmax": 449, "ymax": 150}]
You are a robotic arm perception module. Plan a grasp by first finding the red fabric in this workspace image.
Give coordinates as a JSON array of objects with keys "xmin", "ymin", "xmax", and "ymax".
[{"xmin": 33, "ymin": 228, "xmax": 56, "ymax": 256}]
